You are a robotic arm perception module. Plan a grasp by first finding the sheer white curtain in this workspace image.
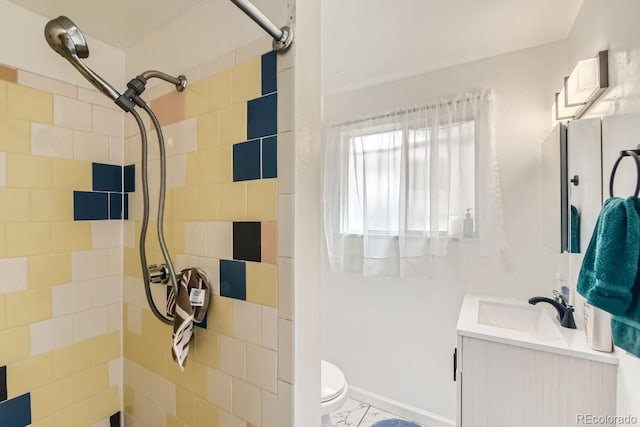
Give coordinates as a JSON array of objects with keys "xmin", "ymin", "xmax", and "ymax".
[{"xmin": 323, "ymin": 90, "xmax": 505, "ymax": 277}]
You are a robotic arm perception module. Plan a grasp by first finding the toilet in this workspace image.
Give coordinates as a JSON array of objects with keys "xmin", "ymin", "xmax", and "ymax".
[{"xmin": 321, "ymin": 360, "xmax": 348, "ymax": 427}]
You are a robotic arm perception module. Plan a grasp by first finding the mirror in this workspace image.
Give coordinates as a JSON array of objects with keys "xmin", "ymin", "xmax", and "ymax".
[{"xmin": 541, "ymin": 123, "xmax": 568, "ymax": 252}]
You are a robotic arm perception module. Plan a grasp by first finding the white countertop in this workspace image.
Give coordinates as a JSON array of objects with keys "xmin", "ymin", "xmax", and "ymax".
[{"xmin": 456, "ymin": 294, "xmax": 619, "ymax": 365}]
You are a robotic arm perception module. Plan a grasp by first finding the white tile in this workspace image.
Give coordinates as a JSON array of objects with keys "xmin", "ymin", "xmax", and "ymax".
[
  {"xmin": 261, "ymin": 306, "xmax": 278, "ymax": 350},
  {"xmin": 73, "ymin": 130, "xmax": 110, "ymax": 163},
  {"xmin": 31, "ymin": 123, "xmax": 73, "ymax": 158},
  {"xmin": 145, "ymin": 81, "xmax": 173, "ymax": 101},
  {"xmin": 218, "ymin": 335, "xmax": 245, "ymax": 379},
  {"xmin": 0, "ymin": 152, "xmax": 5, "ymax": 187},
  {"xmin": 261, "ymin": 390, "xmax": 278, "ymax": 427},
  {"xmin": 200, "ymin": 51, "xmax": 236, "ymax": 80},
  {"xmin": 278, "ymin": 318, "xmax": 294, "ymax": 383},
  {"xmin": 30, "ymin": 315, "xmax": 73, "ymax": 355},
  {"xmin": 207, "ymin": 368, "xmax": 232, "ymax": 411},
  {"xmin": 150, "ymin": 284, "xmax": 167, "ymax": 314},
  {"xmin": 277, "ymin": 131, "xmax": 294, "ymax": 194},
  {"xmin": 277, "ymin": 257, "xmax": 294, "ymax": 320},
  {"xmin": 156, "ymin": 376, "xmax": 177, "ymax": 415},
  {"xmin": 206, "ymin": 222, "xmax": 233, "ymax": 259},
  {"xmin": 52, "ymin": 281, "xmax": 92, "ymax": 317},
  {"xmin": 90, "ymin": 419, "xmax": 111, "ymax": 427},
  {"xmin": 278, "ymin": 196, "xmax": 294, "ymax": 257},
  {"xmin": 127, "ymin": 304, "xmax": 143, "ymax": 334},
  {"xmin": 107, "ymin": 247, "xmax": 123, "ymax": 275},
  {"xmin": 108, "ymin": 303, "xmax": 122, "ymax": 332},
  {"xmin": 232, "ymin": 300, "xmax": 261, "ymax": 345},
  {"xmin": 277, "ymin": 68, "xmax": 294, "ymax": 133},
  {"xmin": 193, "ymin": 256, "xmax": 220, "ymax": 296},
  {"xmin": 108, "ymin": 357, "xmax": 122, "ymax": 387},
  {"xmin": 167, "ymin": 154, "xmax": 186, "ymax": 188},
  {"xmin": 277, "ymin": 380, "xmax": 293, "ymax": 427},
  {"xmin": 124, "ymin": 221, "xmax": 136, "ymax": 248},
  {"xmin": 133, "ymin": 392, "xmax": 166, "ymax": 427},
  {"xmin": 231, "ymin": 378, "xmax": 261, "ymax": 425},
  {"xmin": 176, "ymin": 117, "xmax": 197, "ymax": 153},
  {"xmin": 185, "ymin": 222, "xmax": 208, "ymax": 256},
  {"xmin": 72, "ymin": 249, "xmax": 109, "ymax": 281},
  {"xmin": 73, "ymin": 306, "xmax": 109, "ymax": 342},
  {"xmin": 18, "ymin": 71, "xmax": 77, "ymax": 97},
  {"xmin": 235, "ymin": 36, "xmax": 272, "ymax": 64},
  {"xmin": 147, "ymin": 159, "xmax": 160, "ymax": 190},
  {"xmin": 246, "ymin": 344, "xmax": 277, "ymax": 393},
  {"xmin": 109, "ymin": 137, "xmax": 125, "ymax": 165},
  {"xmin": 147, "ymin": 128, "xmax": 163, "ymax": 160},
  {"xmin": 125, "ymin": 135, "xmax": 140, "ymax": 164},
  {"xmin": 174, "ymin": 253, "xmax": 195, "ymax": 272},
  {"xmin": 128, "ymin": 191, "xmax": 143, "ymax": 221},
  {"xmin": 91, "ymin": 276, "xmax": 122, "ymax": 307},
  {"xmin": 78, "ymin": 87, "xmax": 120, "ymax": 110},
  {"xmin": 54, "ymin": 95, "xmax": 93, "ymax": 131},
  {"xmin": 181, "ymin": 66, "xmax": 200, "ymax": 86},
  {"xmin": 93, "ymin": 104, "xmax": 124, "ymax": 137},
  {"xmin": 217, "ymin": 410, "xmax": 247, "ymax": 427},
  {"xmin": 123, "ymin": 276, "xmax": 147, "ymax": 308},
  {"xmin": 92, "ymin": 221, "xmax": 123, "ymax": 249},
  {"xmin": 0, "ymin": 257, "xmax": 28, "ymax": 294}
]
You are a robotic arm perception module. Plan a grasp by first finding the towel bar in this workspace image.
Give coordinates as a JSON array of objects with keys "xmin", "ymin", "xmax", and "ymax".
[{"xmin": 609, "ymin": 149, "xmax": 640, "ymax": 198}]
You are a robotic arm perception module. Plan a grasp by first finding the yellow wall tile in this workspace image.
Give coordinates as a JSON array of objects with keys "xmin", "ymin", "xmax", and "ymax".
[
  {"xmin": 29, "ymin": 253, "xmax": 71, "ymax": 289},
  {"xmin": 246, "ymin": 178, "xmax": 278, "ymax": 220},
  {"xmin": 53, "ymin": 341, "xmax": 93, "ymax": 379},
  {"xmin": 123, "ymin": 385, "xmax": 134, "ymax": 415},
  {"xmin": 0, "ymin": 326, "xmax": 29, "ymax": 363},
  {"xmin": 0, "ymin": 224, "xmax": 5, "ymax": 258},
  {"xmin": 186, "ymin": 151, "xmax": 208, "ymax": 186},
  {"xmin": 185, "ymin": 79, "xmax": 209, "ymax": 118},
  {"xmin": 197, "ymin": 112, "xmax": 219, "ymax": 150},
  {"xmin": 172, "ymin": 220, "xmax": 186, "ymax": 254},
  {"xmin": 31, "ymin": 377, "xmax": 74, "ymax": 421},
  {"xmin": 0, "ymin": 116, "xmax": 30, "ymax": 153},
  {"xmin": 193, "ymin": 330, "xmax": 219, "ymax": 368},
  {"xmin": 90, "ymin": 331, "xmax": 121, "ymax": 365},
  {"xmin": 6, "ymin": 154, "xmax": 52, "ymax": 189},
  {"xmin": 90, "ymin": 386, "xmax": 120, "ymax": 422},
  {"xmin": 232, "ymin": 57, "xmax": 261, "ymax": 104},
  {"xmin": 30, "ymin": 189, "xmax": 73, "ymax": 222},
  {"xmin": 246, "ymin": 262, "xmax": 278, "ymax": 307},
  {"xmin": 167, "ymin": 413, "xmax": 188, "ymax": 427},
  {"xmin": 176, "ymin": 387, "xmax": 197, "ymax": 426},
  {"xmin": 73, "ymin": 363, "xmax": 109, "ymax": 401},
  {"xmin": 52, "ymin": 398, "xmax": 93, "ymax": 427},
  {"xmin": 29, "ymin": 417, "xmax": 54, "ymax": 427},
  {"xmin": 206, "ymin": 146, "xmax": 232, "ymax": 184},
  {"xmin": 52, "ymin": 158, "xmax": 92, "ymax": 190},
  {"xmin": 0, "ymin": 80, "xmax": 6, "ymax": 115},
  {"xmin": 124, "ymin": 247, "xmax": 142, "ymax": 278},
  {"xmin": 0, "ymin": 295, "xmax": 5, "ymax": 330},
  {"xmin": 196, "ymin": 185, "xmax": 220, "ymax": 221},
  {"xmin": 51, "ymin": 221, "xmax": 91, "ymax": 252},
  {"xmin": 210, "ymin": 296, "xmax": 233, "ymax": 336},
  {"xmin": 0, "ymin": 188, "xmax": 29, "ymax": 222},
  {"xmin": 195, "ymin": 397, "xmax": 219, "ymax": 427},
  {"xmin": 6, "ymin": 352, "xmax": 54, "ymax": 398},
  {"xmin": 173, "ymin": 186, "xmax": 198, "ymax": 221},
  {"xmin": 188, "ymin": 361, "xmax": 208, "ymax": 398},
  {"xmin": 7, "ymin": 83, "xmax": 53, "ymax": 123},
  {"xmin": 219, "ymin": 182, "xmax": 246, "ymax": 221},
  {"xmin": 5, "ymin": 288, "xmax": 52, "ymax": 327},
  {"xmin": 208, "ymin": 69, "xmax": 233, "ymax": 111},
  {"xmin": 6, "ymin": 222, "xmax": 52, "ymax": 257},
  {"xmin": 218, "ymin": 103, "xmax": 246, "ymax": 145}
]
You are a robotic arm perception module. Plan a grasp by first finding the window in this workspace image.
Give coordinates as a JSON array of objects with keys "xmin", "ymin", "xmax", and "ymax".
[{"xmin": 342, "ymin": 120, "xmax": 476, "ymax": 237}]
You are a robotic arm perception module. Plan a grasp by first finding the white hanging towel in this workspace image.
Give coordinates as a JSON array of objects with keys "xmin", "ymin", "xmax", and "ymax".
[{"xmin": 167, "ymin": 267, "xmax": 211, "ymax": 370}]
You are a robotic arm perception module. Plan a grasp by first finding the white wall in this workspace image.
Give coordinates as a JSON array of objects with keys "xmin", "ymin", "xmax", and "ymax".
[
  {"xmin": 0, "ymin": 0, "xmax": 125, "ymax": 89},
  {"xmin": 322, "ymin": 41, "xmax": 568, "ymax": 422},
  {"xmin": 565, "ymin": 0, "xmax": 640, "ymax": 421}
]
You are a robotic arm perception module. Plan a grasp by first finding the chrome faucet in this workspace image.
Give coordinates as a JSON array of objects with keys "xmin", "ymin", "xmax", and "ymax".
[{"xmin": 528, "ymin": 295, "xmax": 577, "ymax": 329}]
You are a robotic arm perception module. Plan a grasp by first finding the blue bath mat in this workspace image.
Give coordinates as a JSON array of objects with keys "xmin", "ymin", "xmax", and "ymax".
[{"xmin": 372, "ymin": 420, "xmax": 421, "ymax": 427}]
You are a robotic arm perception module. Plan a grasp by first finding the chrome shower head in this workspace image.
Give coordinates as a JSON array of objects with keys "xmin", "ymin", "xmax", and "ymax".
[{"xmin": 44, "ymin": 16, "xmax": 121, "ymax": 101}]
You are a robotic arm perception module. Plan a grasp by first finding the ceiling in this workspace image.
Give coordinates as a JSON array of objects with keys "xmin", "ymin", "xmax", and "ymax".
[{"xmin": 9, "ymin": 0, "xmax": 584, "ymax": 94}]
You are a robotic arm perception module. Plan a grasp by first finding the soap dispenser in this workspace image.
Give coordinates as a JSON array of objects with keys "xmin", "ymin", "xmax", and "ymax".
[{"xmin": 463, "ymin": 208, "xmax": 474, "ymax": 238}]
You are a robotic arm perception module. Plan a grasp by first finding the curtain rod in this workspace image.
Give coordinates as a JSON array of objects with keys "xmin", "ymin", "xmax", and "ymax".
[{"xmin": 230, "ymin": 0, "xmax": 293, "ymax": 52}]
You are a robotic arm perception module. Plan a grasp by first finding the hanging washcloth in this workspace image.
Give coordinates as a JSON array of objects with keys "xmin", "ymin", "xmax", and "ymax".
[
  {"xmin": 167, "ymin": 268, "xmax": 211, "ymax": 370},
  {"xmin": 577, "ymin": 197, "xmax": 640, "ymax": 357}
]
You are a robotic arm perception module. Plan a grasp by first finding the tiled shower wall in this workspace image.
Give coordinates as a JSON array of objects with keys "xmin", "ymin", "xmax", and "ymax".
[
  {"xmin": 122, "ymin": 43, "xmax": 294, "ymax": 427},
  {"xmin": 0, "ymin": 64, "xmax": 123, "ymax": 426}
]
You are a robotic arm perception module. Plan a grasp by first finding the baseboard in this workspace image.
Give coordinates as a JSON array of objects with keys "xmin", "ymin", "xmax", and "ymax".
[{"xmin": 348, "ymin": 386, "xmax": 456, "ymax": 427}]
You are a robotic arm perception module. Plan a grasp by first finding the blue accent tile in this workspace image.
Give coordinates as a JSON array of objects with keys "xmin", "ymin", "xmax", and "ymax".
[
  {"xmin": 110, "ymin": 193, "xmax": 123, "ymax": 220},
  {"xmin": 247, "ymin": 93, "xmax": 277, "ymax": 139},
  {"xmin": 233, "ymin": 140, "xmax": 261, "ymax": 182},
  {"xmin": 219, "ymin": 260, "xmax": 246, "ymax": 300},
  {"xmin": 262, "ymin": 136, "xmax": 277, "ymax": 179},
  {"xmin": 195, "ymin": 310, "xmax": 208, "ymax": 330},
  {"xmin": 74, "ymin": 191, "xmax": 109, "ymax": 221},
  {"xmin": 110, "ymin": 411, "xmax": 121, "ymax": 427},
  {"xmin": 261, "ymin": 51, "xmax": 277, "ymax": 95},
  {"xmin": 123, "ymin": 194, "xmax": 129, "ymax": 220},
  {"xmin": 93, "ymin": 163, "xmax": 122, "ymax": 192},
  {"xmin": 124, "ymin": 165, "xmax": 135, "ymax": 192},
  {"xmin": 0, "ymin": 366, "xmax": 6, "ymax": 402},
  {"xmin": 0, "ymin": 393, "xmax": 31, "ymax": 427}
]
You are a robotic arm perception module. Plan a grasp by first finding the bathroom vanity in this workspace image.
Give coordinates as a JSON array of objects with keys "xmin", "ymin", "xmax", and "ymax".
[{"xmin": 455, "ymin": 295, "xmax": 618, "ymax": 427}]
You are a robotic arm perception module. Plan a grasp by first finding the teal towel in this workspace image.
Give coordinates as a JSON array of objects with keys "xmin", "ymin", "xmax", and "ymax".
[
  {"xmin": 570, "ymin": 204, "xmax": 580, "ymax": 253},
  {"xmin": 577, "ymin": 197, "xmax": 640, "ymax": 357}
]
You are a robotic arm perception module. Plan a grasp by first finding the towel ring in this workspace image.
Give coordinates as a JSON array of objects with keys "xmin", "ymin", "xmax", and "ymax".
[{"xmin": 609, "ymin": 150, "xmax": 640, "ymax": 198}]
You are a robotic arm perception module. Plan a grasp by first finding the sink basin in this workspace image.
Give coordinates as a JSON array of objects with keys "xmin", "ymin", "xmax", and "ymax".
[{"xmin": 477, "ymin": 300, "xmax": 564, "ymax": 340}]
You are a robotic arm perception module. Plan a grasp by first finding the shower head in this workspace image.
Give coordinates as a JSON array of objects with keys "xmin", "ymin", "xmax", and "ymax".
[{"xmin": 44, "ymin": 16, "xmax": 121, "ymax": 101}]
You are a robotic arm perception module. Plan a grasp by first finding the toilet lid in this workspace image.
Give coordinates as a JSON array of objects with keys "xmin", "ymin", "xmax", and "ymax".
[{"xmin": 321, "ymin": 360, "xmax": 346, "ymax": 403}]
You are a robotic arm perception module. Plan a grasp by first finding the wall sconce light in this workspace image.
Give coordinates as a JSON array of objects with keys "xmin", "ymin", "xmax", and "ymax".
[{"xmin": 553, "ymin": 50, "xmax": 609, "ymax": 121}]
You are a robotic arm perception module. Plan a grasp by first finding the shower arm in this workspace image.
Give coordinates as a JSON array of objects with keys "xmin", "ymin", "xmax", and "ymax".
[{"xmin": 230, "ymin": 0, "xmax": 293, "ymax": 52}]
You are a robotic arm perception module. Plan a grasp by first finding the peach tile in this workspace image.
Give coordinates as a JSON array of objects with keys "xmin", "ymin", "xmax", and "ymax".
[
  {"xmin": 164, "ymin": 91, "xmax": 186, "ymax": 126},
  {"xmin": 261, "ymin": 222, "xmax": 277, "ymax": 264},
  {"xmin": 0, "ymin": 64, "xmax": 17, "ymax": 82}
]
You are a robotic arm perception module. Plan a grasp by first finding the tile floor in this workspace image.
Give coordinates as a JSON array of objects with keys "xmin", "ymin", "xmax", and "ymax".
[{"xmin": 330, "ymin": 398, "xmax": 426, "ymax": 427}]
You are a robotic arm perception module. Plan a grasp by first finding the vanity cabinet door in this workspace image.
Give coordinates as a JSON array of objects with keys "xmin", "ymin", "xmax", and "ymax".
[{"xmin": 458, "ymin": 336, "xmax": 616, "ymax": 427}]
